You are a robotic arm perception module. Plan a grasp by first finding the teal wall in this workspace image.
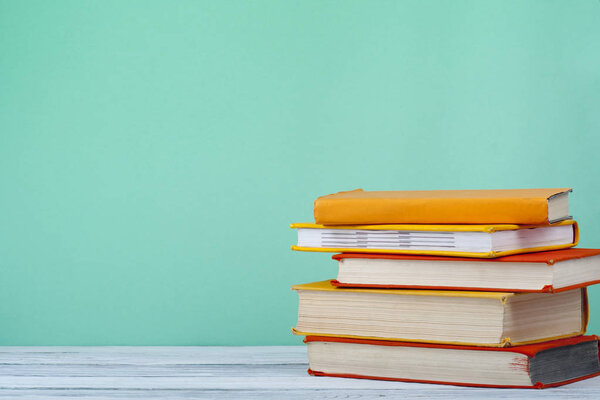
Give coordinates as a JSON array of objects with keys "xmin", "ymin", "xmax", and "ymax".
[{"xmin": 1, "ymin": 0, "xmax": 599, "ymax": 345}]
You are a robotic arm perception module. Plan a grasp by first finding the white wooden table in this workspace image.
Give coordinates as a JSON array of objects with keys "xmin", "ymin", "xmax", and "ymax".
[{"xmin": 1, "ymin": 346, "xmax": 600, "ymax": 399}]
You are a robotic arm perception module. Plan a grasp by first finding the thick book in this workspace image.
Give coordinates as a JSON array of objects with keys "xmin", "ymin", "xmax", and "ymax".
[
  {"xmin": 292, "ymin": 280, "xmax": 588, "ymax": 347},
  {"xmin": 314, "ymin": 188, "xmax": 571, "ymax": 225},
  {"xmin": 304, "ymin": 335, "xmax": 600, "ymax": 389},
  {"xmin": 291, "ymin": 220, "xmax": 578, "ymax": 258},
  {"xmin": 332, "ymin": 248, "xmax": 600, "ymax": 293}
]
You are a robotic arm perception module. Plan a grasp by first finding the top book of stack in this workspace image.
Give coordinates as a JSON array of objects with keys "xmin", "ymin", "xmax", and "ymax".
[{"xmin": 314, "ymin": 188, "xmax": 572, "ymax": 225}]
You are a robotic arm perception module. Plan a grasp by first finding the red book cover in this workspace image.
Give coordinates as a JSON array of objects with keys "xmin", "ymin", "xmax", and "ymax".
[
  {"xmin": 304, "ymin": 335, "xmax": 600, "ymax": 389},
  {"xmin": 332, "ymin": 248, "xmax": 600, "ymax": 293}
]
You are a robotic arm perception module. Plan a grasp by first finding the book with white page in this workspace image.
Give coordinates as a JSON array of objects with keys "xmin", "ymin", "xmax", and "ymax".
[
  {"xmin": 291, "ymin": 220, "xmax": 578, "ymax": 258},
  {"xmin": 332, "ymin": 248, "xmax": 600, "ymax": 292}
]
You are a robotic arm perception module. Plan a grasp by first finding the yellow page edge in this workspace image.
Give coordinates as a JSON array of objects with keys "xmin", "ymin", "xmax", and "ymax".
[
  {"xmin": 291, "ymin": 241, "xmax": 577, "ymax": 259},
  {"xmin": 290, "ymin": 219, "xmax": 575, "ymax": 233},
  {"xmin": 291, "ymin": 279, "xmax": 512, "ymax": 299},
  {"xmin": 291, "ymin": 328, "xmax": 583, "ymax": 348}
]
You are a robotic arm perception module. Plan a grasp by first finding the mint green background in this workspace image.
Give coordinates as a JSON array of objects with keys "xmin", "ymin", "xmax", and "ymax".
[{"xmin": 1, "ymin": 1, "xmax": 599, "ymax": 345}]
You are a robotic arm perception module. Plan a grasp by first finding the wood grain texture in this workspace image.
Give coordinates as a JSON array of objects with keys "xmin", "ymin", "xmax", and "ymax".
[{"xmin": 0, "ymin": 346, "xmax": 599, "ymax": 399}]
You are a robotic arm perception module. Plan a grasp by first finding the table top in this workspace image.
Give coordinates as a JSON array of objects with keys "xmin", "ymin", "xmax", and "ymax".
[{"xmin": 1, "ymin": 345, "xmax": 600, "ymax": 399}]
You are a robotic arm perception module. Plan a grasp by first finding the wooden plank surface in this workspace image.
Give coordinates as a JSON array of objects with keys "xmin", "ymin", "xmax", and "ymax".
[{"xmin": 0, "ymin": 346, "xmax": 599, "ymax": 399}]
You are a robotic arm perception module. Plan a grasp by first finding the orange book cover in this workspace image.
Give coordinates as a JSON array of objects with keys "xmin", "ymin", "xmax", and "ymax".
[
  {"xmin": 304, "ymin": 335, "xmax": 600, "ymax": 389},
  {"xmin": 314, "ymin": 188, "xmax": 571, "ymax": 225},
  {"xmin": 331, "ymin": 248, "xmax": 600, "ymax": 293}
]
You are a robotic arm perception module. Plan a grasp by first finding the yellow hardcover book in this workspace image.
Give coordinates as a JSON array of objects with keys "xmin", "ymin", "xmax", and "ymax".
[
  {"xmin": 290, "ymin": 220, "xmax": 578, "ymax": 258},
  {"xmin": 292, "ymin": 280, "xmax": 588, "ymax": 347},
  {"xmin": 314, "ymin": 188, "xmax": 572, "ymax": 225}
]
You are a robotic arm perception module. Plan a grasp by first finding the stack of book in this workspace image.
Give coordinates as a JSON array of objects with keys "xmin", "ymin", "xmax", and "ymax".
[{"xmin": 290, "ymin": 188, "xmax": 600, "ymax": 388}]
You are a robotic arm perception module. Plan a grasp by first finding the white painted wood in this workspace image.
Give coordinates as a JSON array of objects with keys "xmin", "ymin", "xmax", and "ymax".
[
  {"xmin": 0, "ymin": 346, "xmax": 598, "ymax": 399},
  {"xmin": 0, "ymin": 346, "xmax": 308, "ymax": 365}
]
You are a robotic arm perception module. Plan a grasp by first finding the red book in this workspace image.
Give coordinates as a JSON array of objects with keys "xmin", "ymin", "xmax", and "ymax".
[
  {"xmin": 332, "ymin": 248, "xmax": 600, "ymax": 293},
  {"xmin": 304, "ymin": 335, "xmax": 600, "ymax": 389}
]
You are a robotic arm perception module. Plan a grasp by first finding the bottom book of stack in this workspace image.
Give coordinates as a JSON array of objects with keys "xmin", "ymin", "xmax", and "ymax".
[{"xmin": 305, "ymin": 335, "xmax": 600, "ymax": 388}]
